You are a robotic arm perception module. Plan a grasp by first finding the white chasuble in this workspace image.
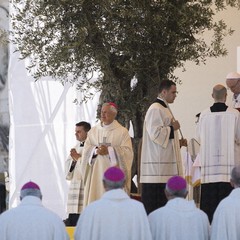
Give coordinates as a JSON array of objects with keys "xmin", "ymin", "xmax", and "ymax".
[
  {"xmin": 148, "ymin": 198, "xmax": 210, "ymax": 240},
  {"xmin": 0, "ymin": 196, "xmax": 69, "ymax": 240},
  {"xmin": 211, "ymin": 188, "xmax": 240, "ymax": 240},
  {"xmin": 74, "ymin": 189, "xmax": 152, "ymax": 240},
  {"xmin": 80, "ymin": 120, "xmax": 133, "ymax": 207}
]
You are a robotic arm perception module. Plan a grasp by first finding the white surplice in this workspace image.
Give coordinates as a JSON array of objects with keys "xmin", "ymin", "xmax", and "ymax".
[
  {"xmin": 65, "ymin": 143, "xmax": 84, "ymax": 214},
  {"xmin": 140, "ymin": 101, "xmax": 183, "ymax": 184},
  {"xmin": 74, "ymin": 189, "xmax": 152, "ymax": 240},
  {"xmin": 211, "ymin": 188, "xmax": 240, "ymax": 240},
  {"xmin": 196, "ymin": 108, "xmax": 240, "ymax": 183},
  {"xmin": 148, "ymin": 198, "xmax": 210, "ymax": 240},
  {"xmin": 81, "ymin": 120, "xmax": 133, "ymax": 206},
  {"xmin": 0, "ymin": 196, "xmax": 69, "ymax": 240}
]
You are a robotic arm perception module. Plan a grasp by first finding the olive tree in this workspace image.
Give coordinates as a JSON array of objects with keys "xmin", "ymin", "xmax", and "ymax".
[
  {"xmin": 11, "ymin": 1, "xmax": 239, "ymax": 171},
  {"xmin": 11, "ymin": 0, "xmax": 239, "ymax": 131}
]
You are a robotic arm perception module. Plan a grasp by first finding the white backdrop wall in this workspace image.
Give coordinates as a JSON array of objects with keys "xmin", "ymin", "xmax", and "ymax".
[{"xmin": 172, "ymin": 7, "xmax": 240, "ymax": 142}]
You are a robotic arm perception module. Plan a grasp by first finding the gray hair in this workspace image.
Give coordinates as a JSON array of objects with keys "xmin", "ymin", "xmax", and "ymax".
[
  {"xmin": 165, "ymin": 185, "xmax": 188, "ymax": 198},
  {"xmin": 103, "ymin": 178, "xmax": 125, "ymax": 190},
  {"xmin": 20, "ymin": 188, "xmax": 42, "ymax": 200},
  {"xmin": 102, "ymin": 103, "xmax": 118, "ymax": 114}
]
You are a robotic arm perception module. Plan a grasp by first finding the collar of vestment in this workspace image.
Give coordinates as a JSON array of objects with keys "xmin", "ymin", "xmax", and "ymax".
[
  {"xmin": 166, "ymin": 197, "xmax": 196, "ymax": 211},
  {"xmin": 154, "ymin": 98, "xmax": 168, "ymax": 108},
  {"xmin": 20, "ymin": 196, "xmax": 42, "ymax": 206},
  {"xmin": 210, "ymin": 102, "xmax": 228, "ymax": 112},
  {"xmin": 102, "ymin": 188, "xmax": 129, "ymax": 201},
  {"xmin": 98, "ymin": 120, "xmax": 121, "ymax": 131}
]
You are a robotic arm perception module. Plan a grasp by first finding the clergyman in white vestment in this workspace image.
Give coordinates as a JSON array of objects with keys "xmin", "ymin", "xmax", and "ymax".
[
  {"xmin": 226, "ymin": 72, "xmax": 240, "ymax": 111},
  {"xmin": 81, "ymin": 102, "xmax": 133, "ymax": 207},
  {"xmin": 196, "ymin": 84, "xmax": 240, "ymax": 222},
  {"xmin": 211, "ymin": 165, "xmax": 240, "ymax": 240},
  {"xmin": 65, "ymin": 121, "xmax": 91, "ymax": 226},
  {"xmin": 0, "ymin": 181, "xmax": 69, "ymax": 240},
  {"xmin": 74, "ymin": 167, "xmax": 152, "ymax": 240},
  {"xmin": 148, "ymin": 176, "xmax": 209, "ymax": 240},
  {"xmin": 140, "ymin": 80, "xmax": 187, "ymax": 214}
]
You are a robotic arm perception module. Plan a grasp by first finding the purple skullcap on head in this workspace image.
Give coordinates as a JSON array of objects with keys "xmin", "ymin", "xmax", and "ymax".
[
  {"xmin": 21, "ymin": 181, "xmax": 40, "ymax": 191},
  {"xmin": 104, "ymin": 167, "xmax": 125, "ymax": 182},
  {"xmin": 226, "ymin": 72, "xmax": 240, "ymax": 80},
  {"xmin": 108, "ymin": 102, "xmax": 118, "ymax": 109},
  {"xmin": 166, "ymin": 176, "xmax": 186, "ymax": 191}
]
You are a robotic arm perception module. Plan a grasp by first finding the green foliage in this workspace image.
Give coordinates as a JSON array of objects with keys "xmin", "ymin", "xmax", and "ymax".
[{"xmin": 11, "ymin": 0, "xmax": 239, "ymax": 135}]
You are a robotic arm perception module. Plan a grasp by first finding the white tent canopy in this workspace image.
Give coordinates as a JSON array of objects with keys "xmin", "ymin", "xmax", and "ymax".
[{"xmin": 8, "ymin": 48, "xmax": 100, "ymax": 218}]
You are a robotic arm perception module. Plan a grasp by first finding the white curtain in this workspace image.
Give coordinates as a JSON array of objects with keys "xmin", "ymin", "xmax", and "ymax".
[{"xmin": 8, "ymin": 48, "xmax": 99, "ymax": 219}]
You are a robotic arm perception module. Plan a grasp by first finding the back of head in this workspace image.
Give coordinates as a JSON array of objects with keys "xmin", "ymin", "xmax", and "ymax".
[
  {"xmin": 165, "ymin": 176, "xmax": 187, "ymax": 199},
  {"xmin": 103, "ymin": 167, "xmax": 126, "ymax": 191},
  {"xmin": 212, "ymin": 84, "xmax": 227, "ymax": 102},
  {"xmin": 159, "ymin": 80, "xmax": 176, "ymax": 93},
  {"xmin": 20, "ymin": 181, "xmax": 42, "ymax": 200},
  {"xmin": 231, "ymin": 165, "xmax": 240, "ymax": 188}
]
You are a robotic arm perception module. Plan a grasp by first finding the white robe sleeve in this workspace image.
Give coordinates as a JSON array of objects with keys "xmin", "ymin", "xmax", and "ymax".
[{"xmin": 145, "ymin": 106, "xmax": 171, "ymax": 148}]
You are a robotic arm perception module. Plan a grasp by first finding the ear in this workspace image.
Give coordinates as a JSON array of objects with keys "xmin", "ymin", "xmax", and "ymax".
[
  {"xmin": 164, "ymin": 189, "xmax": 170, "ymax": 199},
  {"xmin": 162, "ymin": 89, "xmax": 167, "ymax": 94}
]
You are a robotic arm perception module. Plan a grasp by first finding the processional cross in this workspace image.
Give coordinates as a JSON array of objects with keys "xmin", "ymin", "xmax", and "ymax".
[{"xmin": 99, "ymin": 137, "xmax": 111, "ymax": 146}]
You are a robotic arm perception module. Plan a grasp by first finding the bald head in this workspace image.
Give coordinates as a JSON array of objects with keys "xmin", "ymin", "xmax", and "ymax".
[
  {"xmin": 212, "ymin": 84, "xmax": 227, "ymax": 102},
  {"xmin": 231, "ymin": 165, "xmax": 240, "ymax": 188}
]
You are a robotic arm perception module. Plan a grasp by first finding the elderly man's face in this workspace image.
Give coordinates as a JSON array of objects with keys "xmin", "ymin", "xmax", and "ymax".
[
  {"xmin": 101, "ymin": 105, "xmax": 117, "ymax": 125},
  {"xmin": 226, "ymin": 79, "xmax": 240, "ymax": 94}
]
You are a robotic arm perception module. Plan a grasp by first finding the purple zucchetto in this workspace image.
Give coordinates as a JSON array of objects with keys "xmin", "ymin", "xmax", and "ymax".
[
  {"xmin": 21, "ymin": 181, "xmax": 40, "ymax": 191},
  {"xmin": 20, "ymin": 181, "xmax": 42, "ymax": 200},
  {"xmin": 103, "ymin": 167, "xmax": 125, "ymax": 182},
  {"xmin": 166, "ymin": 176, "xmax": 187, "ymax": 191}
]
